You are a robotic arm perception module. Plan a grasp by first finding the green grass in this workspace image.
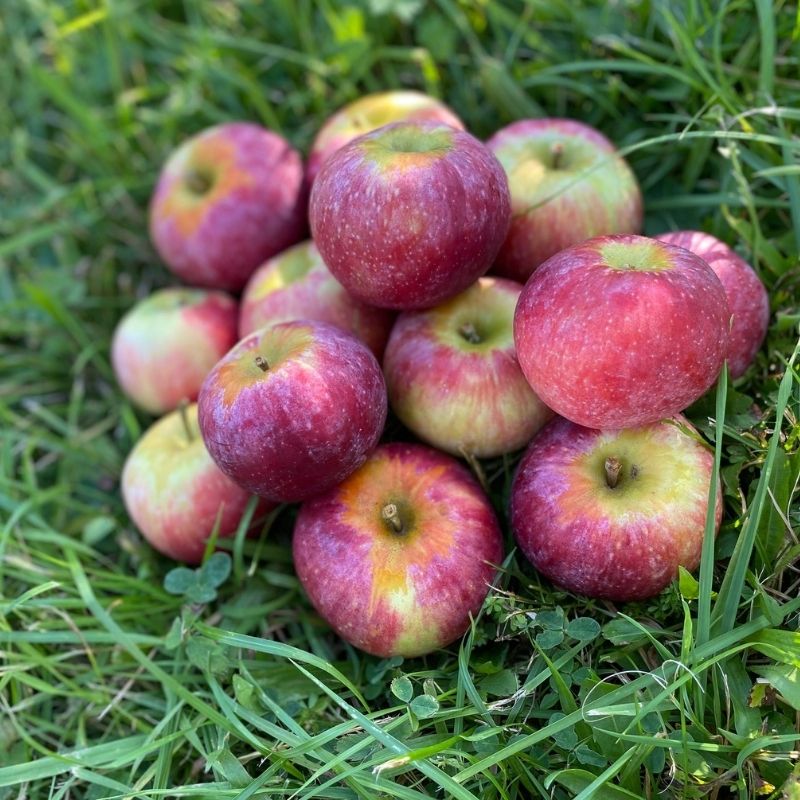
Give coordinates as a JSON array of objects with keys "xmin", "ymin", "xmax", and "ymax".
[{"xmin": 2, "ymin": 1, "xmax": 800, "ymax": 798}]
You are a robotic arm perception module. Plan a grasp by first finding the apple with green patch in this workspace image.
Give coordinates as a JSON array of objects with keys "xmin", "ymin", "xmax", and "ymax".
[
  {"xmin": 293, "ymin": 442, "xmax": 503, "ymax": 657},
  {"xmin": 111, "ymin": 287, "xmax": 238, "ymax": 415},
  {"xmin": 198, "ymin": 320, "xmax": 387, "ymax": 502},
  {"xmin": 383, "ymin": 277, "xmax": 552, "ymax": 457},
  {"xmin": 239, "ymin": 240, "xmax": 395, "ymax": 359},
  {"xmin": 149, "ymin": 122, "xmax": 307, "ymax": 292},
  {"xmin": 511, "ymin": 414, "xmax": 722, "ymax": 601}
]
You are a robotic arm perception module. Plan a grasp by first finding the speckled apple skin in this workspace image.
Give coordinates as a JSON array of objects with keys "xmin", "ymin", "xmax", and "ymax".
[
  {"xmin": 510, "ymin": 415, "xmax": 722, "ymax": 601},
  {"xmin": 293, "ymin": 442, "xmax": 503, "ymax": 657},
  {"xmin": 487, "ymin": 118, "xmax": 643, "ymax": 283},
  {"xmin": 239, "ymin": 240, "xmax": 395, "ymax": 359},
  {"xmin": 198, "ymin": 320, "xmax": 387, "ymax": 502},
  {"xmin": 122, "ymin": 404, "xmax": 269, "ymax": 564},
  {"xmin": 655, "ymin": 231, "xmax": 769, "ymax": 379},
  {"xmin": 513, "ymin": 234, "xmax": 730, "ymax": 429},
  {"xmin": 383, "ymin": 277, "xmax": 552, "ymax": 457},
  {"xmin": 149, "ymin": 122, "xmax": 307, "ymax": 292},
  {"xmin": 307, "ymin": 90, "xmax": 464, "ymax": 185},
  {"xmin": 111, "ymin": 287, "xmax": 238, "ymax": 415},
  {"xmin": 310, "ymin": 121, "xmax": 511, "ymax": 310}
]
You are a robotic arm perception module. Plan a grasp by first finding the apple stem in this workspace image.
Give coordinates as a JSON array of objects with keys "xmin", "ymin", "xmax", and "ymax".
[
  {"xmin": 381, "ymin": 503, "xmax": 404, "ymax": 534},
  {"xmin": 604, "ymin": 456, "xmax": 622, "ymax": 489},
  {"xmin": 458, "ymin": 322, "xmax": 481, "ymax": 344},
  {"xmin": 550, "ymin": 142, "xmax": 564, "ymax": 170},
  {"xmin": 178, "ymin": 399, "xmax": 194, "ymax": 443},
  {"xmin": 255, "ymin": 355, "xmax": 270, "ymax": 372}
]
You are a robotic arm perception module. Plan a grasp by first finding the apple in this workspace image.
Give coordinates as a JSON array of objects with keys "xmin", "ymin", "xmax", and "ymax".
[
  {"xmin": 383, "ymin": 277, "xmax": 552, "ymax": 457},
  {"xmin": 239, "ymin": 240, "xmax": 395, "ymax": 359},
  {"xmin": 655, "ymin": 230, "xmax": 769, "ymax": 378},
  {"xmin": 514, "ymin": 234, "xmax": 730, "ymax": 429},
  {"xmin": 310, "ymin": 121, "xmax": 511, "ymax": 310},
  {"xmin": 149, "ymin": 122, "xmax": 307, "ymax": 292},
  {"xmin": 510, "ymin": 414, "xmax": 722, "ymax": 601},
  {"xmin": 198, "ymin": 320, "xmax": 387, "ymax": 502},
  {"xmin": 111, "ymin": 287, "xmax": 238, "ymax": 415},
  {"xmin": 486, "ymin": 118, "xmax": 643, "ymax": 283},
  {"xmin": 121, "ymin": 403, "xmax": 270, "ymax": 564},
  {"xmin": 307, "ymin": 90, "xmax": 464, "ymax": 185},
  {"xmin": 293, "ymin": 442, "xmax": 503, "ymax": 657}
]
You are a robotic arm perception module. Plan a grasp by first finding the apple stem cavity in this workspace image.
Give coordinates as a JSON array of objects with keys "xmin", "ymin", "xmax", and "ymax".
[
  {"xmin": 550, "ymin": 142, "xmax": 565, "ymax": 170},
  {"xmin": 255, "ymin": 355, "xmax": 270, "ymax": 372},
  {"xmin": 185, "ymin": 169, "xmax": 213, "ymax": 195},
  {"xmin": 381, "ymin": 503, "xmax": 404, "ymax": 534},
  {"xmin": 604, "ymin": 456, "xmax": 622, "ymax": 489},
  {"xmin": 458, "ymin": 322, "xmax": 481, "ymax": 344},
  {"xmin": 178, "ymin": 400, "xmax": 194, "ymax": 443}
]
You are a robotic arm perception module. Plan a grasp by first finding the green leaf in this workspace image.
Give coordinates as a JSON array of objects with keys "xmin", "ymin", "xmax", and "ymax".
[
  {"xmin": 390, "ymin": 675, "xmax": 413, "ymax": 704},
  {"xmin": 185, "ymin": 583, "xmax": 218, "ymax": 604},
  {"xmin": 82, "ymin": 515, "xmax": 116, "ymax": 545},
  {"xmin": 479, "ymin": 669, "xmax": 518, "ymax": 698},
  {"xmin": 566, "ymin": 617, "xmax": 601, "ymax": 642},
  {"xmin": 678, "ymin": 565, "xmax": 700, "ymax": 599},
  {"xmin": 186, "ymin": 637, "xmax": 231, "ymax": 676},
  {"xmin": 163, "ymin": 567, "xmax": 196, "ymax": 595},
  {"xmin": 546, "ymin": 769, "xmax": 644, "ymax": 798},
  {"xmin": 549, "ymin": 712, "xmax": 577, "ymax": 749},
  {"xmin": 575, "ymin": 744, "xmax": 607, "ymax": 768},
  {"xmin": 164, "ymin": 617, "xmax": 182, "ymax": 650},
  {"xmin": 200, "ymin": 552, "xmax": 231, "ymax": 588},
  {"xmin": 751, "ymin": 665, "xmax": 800, "ymax": 710},
  {"xmin": 536, "ymin": 629, "xmax": 564, "ymax": 649},
  {"xmin": 536, "ymin": 608, "xmax": 565, "ymax": 630},
  {"xmin": 409, "ymin": 695, "xmax": 439, "ymax": 719},
  {"xmin": 602, "ymin": 618, "xmax": 650, "ymax": 647}
]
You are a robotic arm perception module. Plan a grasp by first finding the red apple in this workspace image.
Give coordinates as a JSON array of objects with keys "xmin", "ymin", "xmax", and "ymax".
[
  {"xmin": 198, "ymin": 320, "xmax": 387, "ymax": 502},
  {"xmin": 655, "ymin": 230, "xmax": 769, "ymax": 378},
  {"xmin": 510, "ymin": 415, "xmax": 722, "ymax": 601},
  {"xmin": 487, "ymin": 118, "xmax": 643, "ymax": 283},
  {"xmin": 307, "ymin": 90, "xmax": 464, "ymax": 185},
  {"xmin": 293, "ymin": 442, "xmax": 503, "ymax": 657},
  {"xmin": 149, "ymin": 122, "xmax": 307, "ymax": 292},
  {"xmin": 121, "ymin": 404, "xmax": 269, "ymax": 564},
  {"xmin": 514, "ymin": 234, "xmax": 730, "ymax": 429},
  {"xmin": 383, "ymin": 277, "xmax": 552, "ymax": 457},
  {"xmin": 111, "ymin": 287, "xmax": 238, "ymax": 415},
  {"xmin": 310, "ymin": 121, "xmax": 511, "ymax": 310},
  {"xmin": 239, "ymin": 240, "xmax": 395, "ymax": 359}
]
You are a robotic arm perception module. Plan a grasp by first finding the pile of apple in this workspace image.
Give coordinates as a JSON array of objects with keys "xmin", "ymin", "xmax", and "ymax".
[{"xmin": 115, "ymin": 91, "xmax": 770, "ymax": 659}]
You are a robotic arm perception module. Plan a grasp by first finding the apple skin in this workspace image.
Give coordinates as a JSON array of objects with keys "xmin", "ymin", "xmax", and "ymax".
[
  {"xmin": 655, "ymin": 230, "xmax": 769, "ymax": 379},
  {"xmin": 514, "ymin": 234, "xmax": 730, "ymax": 429},
  {"xmin": 111, "ymin": 287, "xmax": 238, "ymax": 415},
  {"xmin": 239, "ymin": 240, "xmax": 395, "ymax": 360},
  {"xmin": 486, "ymin": 118, "xmax": 643, "ymax": 283},
  {"xmin": 511, "ymin": 415, "xmax": 722, "ymax": 601},
  {"xmin": 293, "ymin": 442, "xmax": 503, "ymax": 657},
  {"xmin": 198, "ymin": 320, "xmax": 387, "ymax": 502},
  {"xmin": 310, "ymin": 121, "xmax": 511, "ymax": 310},
  {"xmin": 383, "ymin": 277, "xmax": 553, "ymax": 457},
  {"xmin": 121, "ymin": 404, "xmax": 270, "ymax": 564},
  {"xmin": 307, "ymin": 90, "xmax": 464, "ymax": 185},
  {"xmin": 149, "ymin": 122, "xmax": 307, "ymax": 292}
]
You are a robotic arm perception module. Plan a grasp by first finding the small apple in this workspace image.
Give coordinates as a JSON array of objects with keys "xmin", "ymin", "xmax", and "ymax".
[
  {"xmin": 383, "ymin": 277, "xmax": 552, "ymax": 457},
  {"xmin": 149, "ymin": 122, "xmax": 307, "ymax": 292},
  {"xmin": 239, "ymin": 240, "xmax": 395, "ymax": 359},
  {"xmin": 487, "ymin": 118, "xmax": 643, "ymax": 283},
  {"xmin": 121, "ymin": 403, "xmax": 269, "ymax": 564},
  {"xmin": 514, "ymin": 234, "xmax": 730, "ymax": 429},
  {"xmin": 198, "ymin": 320, "xmax": 387, "ymax": 502},
  {"xmin": 307, "ymin": 90, "xmax": 464, "ymax": 185},
  {"xmin": 655, "ymin": 230, "xmax": 769, "ymax": 379},
  {"xmin": 510, "ymin": 414, "xmax": 722, "ymax": 601},
  {"xmin": 310, "ymin": 121, "xmax": 511, "ymax": 310},
  {"xmin": 111, "ymin": 287, "xmax": 238, "ymax": 415},
  {"xmin": 293, "ymin": 442, "xmax": 503, "ymax": 657}
]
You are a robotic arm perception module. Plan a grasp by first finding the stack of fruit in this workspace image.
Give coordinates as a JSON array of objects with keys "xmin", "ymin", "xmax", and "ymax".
[{"xmin": 116, "ymin": 90, "xmax": 770, "ymax": 659}]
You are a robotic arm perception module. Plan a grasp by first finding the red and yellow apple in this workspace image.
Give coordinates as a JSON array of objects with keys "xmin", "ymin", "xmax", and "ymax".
[
  {"xmin": 293, "ymin": 442, "xmax": 503, "ymax": 657},
  {"xmin": 149, "ymin": 122, "xmax": 307, "ymax": 292},
  {"xmin": 510, "ymin": 415, "xmax": 722, "ymax": 601},
  {"xmin": 111, "ymin": 287, "xmax": 238, "ymax": 415},
  {"xmin": 514, "ymin": 234, "xmax": 730, "ymax": 429},
  {"xmin": 383, "ymin": 277, "xmax": 552, "ymax": 457},
  {"xmin": 239, "ymin": 240, "xmax": 395, "ymax": 359},
  {"xmin": 310, "ymin": 121, "xmax": 511, "ymax": 310},
  {"xmin": 198, "ymin": 320, "xmax": 387, "ymax": 502}
]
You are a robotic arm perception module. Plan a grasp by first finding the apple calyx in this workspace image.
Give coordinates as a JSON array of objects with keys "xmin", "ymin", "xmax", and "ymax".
[
  {"xmin": 184, "ymin": 168, "xmax": 214, "ymax": 195},
  {"xmin": 254, "ymin": 355, "xmax": 270, "ymax": 372},
  {"xmin": 178, "ymin": 400, "xmax": 194, "ymax": 443},
  {"xmin": 604, "ymin": 456, "xmax": 622, "ymax": 489},
  {"xmin": 381, "ymin": 502, "xmax": 405, "ymax": 534},
  {"xmin": 550, "ymin": 142, "xmax": 565, "ymax": 170},
  {"xmin": 458, "ymin": 321, "xmax": 482, "ymax": 344}
]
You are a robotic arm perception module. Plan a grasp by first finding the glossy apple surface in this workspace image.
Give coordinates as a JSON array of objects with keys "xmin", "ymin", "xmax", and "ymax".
[
  {"xmin": 149, "ymin": 122, "xmax": 306, "ymax": 292},
  {"xmin": 198, "ymin": 320, "xmax": 387, "ymax": 502},
  {"xmin": 111, "ymin": 287, "xmax": 238, "ymax": 415},
  {"xmin": 511, "ymin": 415, "xmax": 722, "ymax": 601},
  {"xmin": 307, "ymin": 90, "xmax": 463, "ymax": 185},
  {"xmin": 122, "ymin": 404, "xmax": 268, "ymax": 564},
  {"xmin": 655, "ymin": 230, "xmax": 769, "ymax": 378},
  {"xmin": 293, "ymin": 442, "xmax": 503, "ymax": 657},
  {"xmin": 383, "ymin": 277, "xmax": 552, "ymax": 457},
  {"xmin": 310, "ymin": 121, "xmax": 511, "ymax": 310},
  {"xmin": 487, "ymin": 118, "xmax": 643, "ymax": 282},
  {"xmin": 239, "ymin": 240, "xmax": 395, "ymax": 359},
  {"xmin": 514, "ymin": 234, "xmax": 730, "ymax": 429}
]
